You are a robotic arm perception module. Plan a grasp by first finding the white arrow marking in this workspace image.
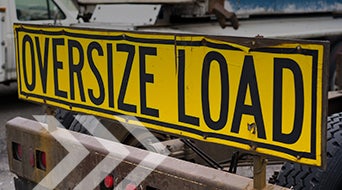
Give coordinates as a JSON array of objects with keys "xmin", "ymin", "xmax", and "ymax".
[
  {"xmin": 116, "ymin": 115, "xmax": 170, "ymax": 188},
  {"xmin": 32, "ymin": 114, "xmax": 171, "ymax": 189},
  {"xmin": 33, "ymin": 115, "xmax": 89, "ymax": 190},
  {"xmin": 73, "ymin": 115, "xmax": 129, "ymax": 190}
]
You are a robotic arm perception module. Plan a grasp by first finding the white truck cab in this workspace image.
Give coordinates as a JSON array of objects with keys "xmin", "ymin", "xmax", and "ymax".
[
  {"xmin": 0, "ymin": 0, "xmax": 78, "ymax": 84},
  {"xmin": 1, "ymin": 0, "xmax": 342, "ymax": 88}
]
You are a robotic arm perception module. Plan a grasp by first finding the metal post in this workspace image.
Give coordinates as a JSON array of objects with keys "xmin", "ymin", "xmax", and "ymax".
[
  {"xmin": 336, "ymin": 53, "xmax": 342, "ymax": 89},
  {"xmin": 43, "ymin": 105, "xmax": 58, "ymax": 131},
  {"xmin": 253, "ymin": 155, "xmax": 267, "ymax": 190}
]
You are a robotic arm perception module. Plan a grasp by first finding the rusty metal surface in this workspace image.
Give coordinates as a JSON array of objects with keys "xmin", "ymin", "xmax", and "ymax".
[
  {"xmin": 210, "ymin": 0, "xmax": 239, "ymax": 29},
  {"xmin": 6, "ymin": 117, "xmax": 69, "ymax": 185},
  {"xmin": 6, "ymin": 117, "xmax": 288, "ymax": 190},
  {"xmin": 253, "ymin": 156, "xmax": 267, "ymax": 190}
]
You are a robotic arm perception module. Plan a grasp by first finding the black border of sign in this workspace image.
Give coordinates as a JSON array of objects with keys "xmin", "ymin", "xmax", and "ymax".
[{"xmin": 15, "ymin": 25, "xmax": 319, "ymax": 160}]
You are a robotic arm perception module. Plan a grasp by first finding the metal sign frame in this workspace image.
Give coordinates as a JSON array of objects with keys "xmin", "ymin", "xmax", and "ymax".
[{"xmin": 14, "ymin": 23, "xmax": 328, "ymax": 167}]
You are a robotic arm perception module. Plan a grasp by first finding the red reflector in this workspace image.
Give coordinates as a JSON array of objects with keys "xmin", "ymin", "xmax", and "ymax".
[
  {"xmin": 36, "ymin": 150, "xmax": 46, "ymax": 170},
  {"xmin": 125, "ymin": 184, "xmax": 137, "ymax": 190},
  {"xmin": 41, "ymin": 151, "xmax": 46, "ymax": 168},
  {"xmin": 104, "ymin": 175, "xmax": 114, "ymax": 188}
]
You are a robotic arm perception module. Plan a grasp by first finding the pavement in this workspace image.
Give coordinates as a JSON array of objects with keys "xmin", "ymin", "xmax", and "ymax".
[{"xmin": 0, "ymin": 83, "xmax": 41, "ymax": 190}]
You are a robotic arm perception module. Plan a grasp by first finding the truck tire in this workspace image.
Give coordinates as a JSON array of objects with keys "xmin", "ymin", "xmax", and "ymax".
[
  {"xmin": 54, "ymin": 108, "xmax": 167, "ymax": 147},
  {"xmin": 275, "ymin": 112, "xmax": 342, "ymax": 189}
]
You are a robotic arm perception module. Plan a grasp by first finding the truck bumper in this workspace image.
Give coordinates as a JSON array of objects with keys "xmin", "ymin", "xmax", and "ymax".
[{"xmin": 6, "ymin": 117, "xmax": 287, "ymax": 190}]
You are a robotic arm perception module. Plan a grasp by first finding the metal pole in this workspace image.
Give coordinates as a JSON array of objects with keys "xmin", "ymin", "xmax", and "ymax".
[
  {"xmin": 253, "ymin": 155, "xmax": 267, "ymax": 190},
  {"xmin": 44, "ymin": 105, "xmax": 58, "ymax": 131},
  {"xmin": 336, "ymin": 53, "xmax": 342, "ymax": 89}
]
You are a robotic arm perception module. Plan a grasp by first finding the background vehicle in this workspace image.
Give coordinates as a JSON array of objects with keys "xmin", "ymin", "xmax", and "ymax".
[
  {"xmin": 0, "ymin": 0, "xmax": 341, "ymax": 89},
  {"xmin": 3, "ymin": 0, "xmax": 342, "ymax": 189}
]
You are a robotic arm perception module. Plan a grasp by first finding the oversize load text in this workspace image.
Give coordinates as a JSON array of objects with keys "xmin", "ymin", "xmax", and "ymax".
[{"xmin": 15, "ymin": 27, "xmax": 324, "ymax": 165}]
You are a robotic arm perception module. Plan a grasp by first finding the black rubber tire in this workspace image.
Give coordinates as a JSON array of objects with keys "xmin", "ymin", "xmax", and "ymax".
[{"xmin": 275, "ymin": 112, "xmax": 342, "ymax": 190}]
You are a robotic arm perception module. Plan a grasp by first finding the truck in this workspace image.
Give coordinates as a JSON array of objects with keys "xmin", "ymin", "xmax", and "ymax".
[{"xmin": 2, "ymin": 0, "xmax": 342, "ymax": 189}]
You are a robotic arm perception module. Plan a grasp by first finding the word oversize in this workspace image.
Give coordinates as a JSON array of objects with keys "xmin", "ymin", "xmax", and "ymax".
[{"xmin": 16, "ymin": 25, "xmax": 325, "ymax": 166}]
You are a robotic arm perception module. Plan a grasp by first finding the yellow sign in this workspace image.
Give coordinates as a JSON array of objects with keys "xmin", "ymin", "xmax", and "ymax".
[{"xmin": 14, "ymin": 24, "xmax": 327, "ymax": 166}]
